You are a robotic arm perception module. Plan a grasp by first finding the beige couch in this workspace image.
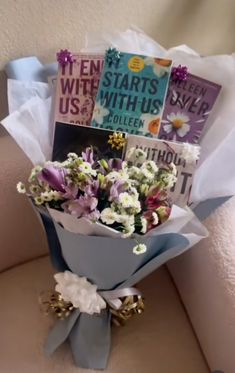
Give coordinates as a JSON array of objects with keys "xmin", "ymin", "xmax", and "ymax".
[{"xmin": 0, "ymin": 133, "xmax": 210, "ymax": 372}]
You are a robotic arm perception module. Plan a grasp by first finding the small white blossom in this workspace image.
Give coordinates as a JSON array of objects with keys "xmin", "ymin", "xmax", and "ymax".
[
  {"xmin": 28, "ymin": 165, "xmax": 42, "ymax": 182},
  {"xmin": 142, "ymin": 160, "xmax": 158, "ymax": 173},
  {"xmin": 34, "ymin": 196, "xmax": 44, "ymax": 205},
  {"xmin": 54, "ymin": 271, "xmax": 106, "ymax": 315},
  {"xmin": 105, "ymin": 170, "xmax": 129, "ymax": 183},
  {"xmin": 170, "ymin": 162, "xmax": 177, "ymax": 176},
  {"xmin": 118, "ymin": 192, "xmax": 140, "ymax": 210},
  {"xmin": 141, "ymin": 217, "xmax": 147, "ymax": 234},
  {"xmin": 122, "ymin": 224, "xmax": 135, "ymax": 238},
  {"xmin": 126, "ymin": 147, "xmax": 147, "ymax": 165},
  {"xmin": 133, "ymin": 243, "xmax": 147, "ymax": 255},
  {"xmin": 163, "ymin": 173, "xmax": 177, "ymax": 189},
  {"xmin": 100, "ymin": 208, "xmax": 117, "ymax": 225},
  {"xmin": 29, "ymin": 184, "xmax": 40, "ymax": 194},
  {"xmin": 16, "ymin": 182, "xmax": 26, "ymax": 194},
  {"xmin": 181, "ymin": 144, "xmax": 200, "ymax": 164},
  {"xmin": 67, "ymin": 152, "xmax": 78, "ymax": 160},
  {"xmin": 115, "ymin": 214, "xmax": 135, "ymax": 226},
  {"xmin": 140, "ymin": 167, "xmax": 155, "ymax": 181},
  {"xmin": 79, "ymin": 162, "xmax": 96, "ymax": 176}
]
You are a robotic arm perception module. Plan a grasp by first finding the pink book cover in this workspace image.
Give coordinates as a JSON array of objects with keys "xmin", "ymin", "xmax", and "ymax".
[{"xmin": 54, "ymin": 53, "xmax": 104, "ymax": 126}]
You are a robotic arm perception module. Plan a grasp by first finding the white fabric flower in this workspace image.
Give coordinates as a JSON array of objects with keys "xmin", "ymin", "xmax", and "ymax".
[
  {"xmin": 162, "ymin": 112, "xmax": 190, "ymax": 138},
  {"xmin": 92, "ymin": 101, "xmax": 109, "ymax": 125},
  {"xmin": 54, "ymin": 271, "xmax": 106, "ymax": 315},
  {"xmin": 181, "ymin": 143, "xmax": 200, "ymax": 164},
  {"xmin": 133, "ymin": 243, "xmax": 147, "ymax": 255}
]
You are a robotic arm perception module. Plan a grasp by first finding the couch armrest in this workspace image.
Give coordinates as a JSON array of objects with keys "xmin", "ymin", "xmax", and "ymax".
[
  {"xmin": 168, "ymin": 197, "xmax": 235, "ymax": 373},
  {"xmin": 0, "ymin": 130, "xmax": 48, "ymax": 272}
]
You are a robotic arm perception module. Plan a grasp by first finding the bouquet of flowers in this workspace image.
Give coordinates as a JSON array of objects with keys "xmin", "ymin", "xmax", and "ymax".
[{"xmin": 2, "ymin": 27, "xmax": 235, "ymax": 369}]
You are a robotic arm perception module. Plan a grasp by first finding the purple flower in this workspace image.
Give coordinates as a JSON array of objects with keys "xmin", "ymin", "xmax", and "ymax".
[
  {"xmin": 38, "ymin": 166, "xmax": 66, "ymax": 192},
  {"xmin": 56, "ymin": 49, "xmax": 75, "ymax": 67},
  {"xmin": 62, "ymin": 182, "xmax": 79, "ymax": 200},
  {"xmin": 109, "ymin": 180, "xmax": 126, "ymax": 201},
  {"xmin": 62, "ymin": 194, "xmax": 99, "ymax": 220},
  {"xmin": 171, "ymin": 65, "xmax": 188, "ymax": 82},
  {"xmin": 108, "ymin": 158, "xmax": 123, "ymax": 170},
  {"xmin": 84, "ymin": 180, "xmax": 99, "ymax": 197},
  {"xmin": 82, "ymin": 147, "xmax": 94, "ymax": 165}
]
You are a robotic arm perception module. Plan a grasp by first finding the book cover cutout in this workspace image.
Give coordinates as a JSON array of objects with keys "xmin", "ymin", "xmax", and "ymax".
[
  {"xmin": 54, "ymin": 54, "xmax": 104, "ymax": 126},
  {"xmin": 52, "ymin": 122, "xmax": 126, "ymax": 162},
  {"xmin": 125, "ymin": 135, "xmax": 199, "ymax": 207},
  {"xmin": 92, "ymin": 51, "xmax": 172, "ymax": 137},
  {"xmin": 159, "ymin": 73, "xmax": 221, "ymax": 144}
]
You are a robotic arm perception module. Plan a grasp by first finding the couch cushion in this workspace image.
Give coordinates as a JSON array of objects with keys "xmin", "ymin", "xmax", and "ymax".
[
  {"xmin": 0, "ymin": 132, "xmax": 48, "ymax": 272},
  {"xmin": 0, "ymin": 256, "xmax": 209, "ymax": 373}
]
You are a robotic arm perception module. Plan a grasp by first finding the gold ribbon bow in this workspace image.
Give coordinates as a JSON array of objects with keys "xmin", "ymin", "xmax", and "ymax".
[{"xmin": 40, "ymin": 287, "xmax": 145, "ymax": 325}]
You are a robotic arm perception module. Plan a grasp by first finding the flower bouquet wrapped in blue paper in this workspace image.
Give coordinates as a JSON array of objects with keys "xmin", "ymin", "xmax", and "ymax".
[{"xmin": 17, "ymin": 145, "xmax": 206, "ymax": 369}]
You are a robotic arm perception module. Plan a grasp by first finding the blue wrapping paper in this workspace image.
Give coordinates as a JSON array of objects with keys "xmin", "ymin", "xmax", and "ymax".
[{"xmin": 40, "ymin": 211, "xmax": 189, "ymax": 369}]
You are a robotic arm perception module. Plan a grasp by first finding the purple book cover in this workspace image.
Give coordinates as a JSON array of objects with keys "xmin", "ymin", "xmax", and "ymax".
[{"xmin": 158, "ymin": 73, "xmax": 221, "ymax": 144}]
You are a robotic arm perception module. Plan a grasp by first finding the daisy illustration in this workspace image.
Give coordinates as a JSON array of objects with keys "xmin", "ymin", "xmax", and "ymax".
[
  {"xmin": 140, "ymin": 113, "xmax": 161, "ymax": 135},
  {"xmin": 162, "ymin": 112, "xmax": 190, "ymax": 138},
  {"xmin": 144, "ymin": 57, "xmax": 171, "ymax": 77},
  {"xmin": 92, "ymin": 101, "xmax": 109, "ymax": 125}
]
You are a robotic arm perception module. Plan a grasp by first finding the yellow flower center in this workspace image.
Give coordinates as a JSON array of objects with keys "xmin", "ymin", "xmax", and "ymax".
[{"xmin": 171, "ymin": 118, "xmax": 185, "ymax": 129}]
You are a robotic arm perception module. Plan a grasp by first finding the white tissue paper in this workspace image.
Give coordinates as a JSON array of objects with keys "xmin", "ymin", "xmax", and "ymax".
[
  {"xmin": 7, "ymin": 79, "xmax": 50, "ymax": 114},
  {"xmin": 2, "ymin": 96, "xmax": 52, "ymax": 165}
]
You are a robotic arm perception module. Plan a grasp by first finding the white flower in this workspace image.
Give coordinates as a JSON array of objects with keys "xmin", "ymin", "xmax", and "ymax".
[
  {"xmin": 116, "ymin": 213, "xmax": 135, "ymax": 226},
  {"xmin": 28, "ymin": 165, "xmax": 43, "ymax": 182},
  {"xmin": 152, "ymin": 212, "xmax": 159, "ymax": 226},
  {"xmin": 163, "ymin": 173, "xmax": 177, "ymax": 189},
  {"xmin": 140, "ymin": 113, "xmax": 161, "ymax": 135},
  {"xmin": 122, "ymin": 224, "xmax": 135, "ymax": 238},
  {"xmin": 118, "ymin": 193, "xmax": 140, "ymax": 213},
  {"xmin": 141, "ymin": 217, "xmax": 147, "ymax": 234},
  {"xmin": 92, "ymin": 101, "xmax": 109, "ymax": 125},
  {"xmin": 140, "ymin": 167, "xmax": 155, "ymax": 181},
  {"xmin": 126, "ymin": 147, "xmax": 147, "ymax": 165},
  {"xmin": 162, "ymin": 112, "xmax": 190, "ymax": 138},
  {"xmin": 128, "ymin": 166, "xmax": 141, "ymax": 180},
  {"xmin": 170, "ymin": 162, "xmax": 177, "ymax": 176},
  {"xmin": 100, "ymin": 208, "xmax": 118, "ymax": 225},
  {"xmin": 133, "ymin": 243, "xmax": 147, "ymax": 255},
  {"xmin": 67, "ymin": 152, "xmax": 78, "ymax": 160},
  {"xmin": 34, "ymin": 196, "xmax": 44, "ymax": 205},
  {"xmin": 105, "ymin": 170, "xmax": 129, "ymax": 183},
  {"xmin": 181, "ymin": 143, "xmax": 200, "ymax": 164},
  {"xmin": 29, "ymin": 184, "xmax": 40, "ymax": 194},
  {"xmin": 54, "ymin": 271, "xmax": 106, "ymax": 315},
  {"xmin": 144, "ymin": 57, "xmax": 171, "ymax": 77},
  {"xmin": 119, "ymin": 192, "xmax": 135, "ymax": 208},
  {"xmin": 79, "ymin": 162, "xmax": 97, "ymax": 176},
  {"xmin": 16, "ymin": 182, "xmax": 26, "ymax": 194}
]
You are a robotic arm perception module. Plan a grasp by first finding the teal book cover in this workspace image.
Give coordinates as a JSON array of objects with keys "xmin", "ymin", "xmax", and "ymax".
[{"xmin": 91, "ymin": 51, "xmax": 172, "ymax": 137}]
